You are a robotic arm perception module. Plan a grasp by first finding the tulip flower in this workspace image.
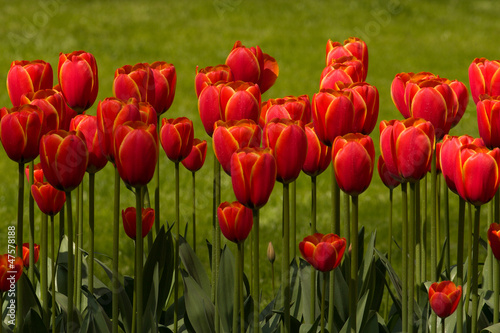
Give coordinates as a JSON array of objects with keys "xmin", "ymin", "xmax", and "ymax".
[
  {"xmin": 181, "ymin": 138, "xmax": 208, "ymax": 172},
  {"xmin": 114, "ymin": 121, "xmax": 158, "ymax": 188},
  {"xmin": 263, "ymin": 118, "xmax": 308, "ymax": 184},
  {"xmin": 379, "ymin": 118, "xmax": 435, "ymax": 183},
  {"xmin": 302, "ymin": 123, "xmax": 331, "ymax": 177},
  {"xmin": 488, "ymin": 222, "xmax": 500, "ymax": 261},
  {"xmin": 31, "ymin": 181, "xmax": 66, "ymax": 216},
  {"xmin": 113, "ymin": 63, "xmax": 155, "ymax": 106},
  {"xmin": 195, "ymin": 64, "xmax": 233, "ymax": 98},
  {"xmin": 58, "ymin": 50, "xmax": 99, "ymax": 113},
  {"xmin": 332, "ymin": 133, "xmax": 375, "ymax": 196},
  {"xmin": 477, "ymin": 95, "xmax": 500, "ymax": 149},
  {"xmin": 468, "ymin": 57, "xmax": 500, "ymax": 104},
  {"xmin": 20, "ymin": 89, "xmax": 65, "ymax": 136},
  {"xmin": 320, "ymin": 56, "xmax": 365, "ymax": 89},
  {"xmin": 217, "ymin": 201, "xmax": 253, "ymax": 243},
  {"xmin": 299, "ymin": 233, "xmax": 346, "ymax": 272},
  {"xmin": 260, "ymin": 95, "xmax": 311, "ymax": 127},
  {"xmin": 0, "ymin": 104, "xmax": 43, "ymax": 163},
  {"xmin": 70, "ymin": 114, "xmax": 108, "ymax": 174},
  {"xmin": 160, "ymin": 117, "xmax": 194, "ymax": 163},
  {"xmin": 225, "ymin": 40, "xmax": 279, "ymax": 94},
  {"xmin": 428, "ymin": 281, "xmax": 462, "ymax": 319},
  {"xmin": 122, "ymin": 207, "xmax": 155, "ymax": 240},
  {"xmin": 377, "ymin": 155, "xmax": 400, "ymax": 190},
  {"xmin": 0, "ymin": 254, "xmax": 23, "ymax": 292},
  {"xmin": 198, "ymin": 82, "xmax": 223, "ymax": 136},
  {"xmin": 230, "ymin": 147, "xmax": 277, "ymax": 210},
  {"xmin": 213, "ymin": 119, "xmax": 261, "ymax": 175},
  {"xmin": 149, "ymin": 61, "xmax": 176, "ymax": 115},
  {"xmin": 21, "ymin": 243, "xmax": 40, "ymax": 267},
  {"xmin": 326, "ymin": 37, "xmax": 368, "ymax": 76},
  {"xmin": 337, "ymin": 81, "xmax": 379, "ymax": 135},
  {"xmin": 7, "ymin": 59, "xmax": 53, "ymax": 107},
  {"xmin": 25, "ymin": 163, "xmax": 44, "ymax": 184},
  {"xmin": 53, "ymin": 84, "xmax": 78, "ymax": 131},
  {"xmin": 220, "ymin": 81, "xmax": 261, "ymax": 124}
]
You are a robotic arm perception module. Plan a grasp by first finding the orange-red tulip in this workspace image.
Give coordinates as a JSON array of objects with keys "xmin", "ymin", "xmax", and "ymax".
[
  {"xmin": 0, "ymin": 254, "xmax": 23, "ymax": 292},
  {"xmin": 160, "ymin": 117, "xmax": 194, "ymax": 163},
  {"xmin": 70, "ymin": 115, "xmax": 108, "ymax": 174},
  {"xmin": 259, "ymin": 95, "xmax": 311, "ymax": 128},
  {"xmin": 220, "ymin": 81, "xmax": 261, "ymax": 124},
  {"xmin": 320, "ymin": 56, "xmax": 365, "ymax": 89},
  {"xmin": 25, "ymin": 163, "xmax": 44, "ymax": 184},
  {"xmin": 20, "ymin": 89, "xmax": 64, "ymax": 136},
  {"xmin": 299, "ymin": 232, "xmax": 346, "ymax": 272},
  {"xmin": 217, "ymin": 201, "xmax": 253, "ymax": 243},
  {"xmin": 195, "ymin": 64, "xmax": 233, "ymax": 98},
  {"xmin": 181, "ymin": 138, "xmax": 208, "ymax": 173},
  {"xmin": 122, "ymin": 207, "xmax": 155, "ymax": 240},
  {"xmin": 488, "ymin": 222, "xmax": 500, "ymax": 261},
  {"xmin": 149, "ymin": 61, "xmax": 176, "ymax": 115},
  {"xmin": 21, "ymin": 243, "xmax": 40, "ymax": 268},
  {"xmin": 428, "ymin": 281, "xmax": 462, "ymax": 319},
  {"xmin": 31, "ymin": 181, "xmax": 66, "ymax": 216},
  {"xmin": 477, "ymin": 95, "xmax": 500, "ymax": 149},
  {"xmin": 113, "ymin": 63, "xmax": 155, "ymax": 106},
  {"xmin": 326, "ymin": 37, "xmax": 368, "ymax": 76},
  {"xmin": 7, "ymin": 59, "xmax": 53, "ymax": 107},
  {"xmin": 198, "ymin": 82, "xmax": 223, "ymax": 137},
  {"xmin": 302, "ymin": 123, "xmax": 331, "ymax": 177},
  {"xmin": 468, "ymin": 58, "xmax": 500, "ymax": 104},
  {"xmin": 377, "ymin": 155, "xmax": 400, "ymax": 190}
]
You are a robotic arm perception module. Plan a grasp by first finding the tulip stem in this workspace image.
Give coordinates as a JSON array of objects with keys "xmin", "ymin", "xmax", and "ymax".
[
  {"xmin": 311, "ymin": 175, "xmax": 317, "ymax": 233},
  {"xmin": 471, "ymin": 205, "xmax": 482, "ymax": 333},
  {"xmin": 29, "ymin": 161, "xmax": 35, "ymax": 284},
  {"xmin": 291, "ymin": 180, "xmax": 296, "ymax": 259},
  {"xmin": 233, "ymin": 243, "xmax": 242, "ymax": 333},
  {"xmin": 155, "ymin": 116, "xmax": 161, "ymax": 235},
  {"xmin": 384, "ymin": 188, "xmax": 394, "ymax": 321},
  {"xmin": 239, "ymin": 244, "xmax": 245, "ymax": 333},
  {"xmin": 89, "ymin": 172, "xmax": 95, "ymax": 295},
  {"xmin": 441, "ymin": 318, "xmax": 445, "ymax": 333},
  {"xmin": 41, "ymin": 212, "xmax": 49, "ymax": 327},
  {"xmin": 252, "ymin": 208, "xmax": 260, "ymax": 332},
  {"xmin": 310, "ymin": 175, "xmax": 317, "ymax": 324},
  {"xmin": 444, "ymin": 183, "xmax": 451, "ymax": 279},
  {"xmin": 401, "ymin": 182, "xmax": 408, "ymax": 333},
  {"xmin": 350, "ymin": 195, "xmax": 358, "ymax": 333},
  {"xmin": 456, "ymin": 197, "xmax": 465, "ymax": 333},
  {"xmin": 329, "ymin": 167, "xmax": 340, "ymax": 333},
  {"xmin": 409, "ymin": 182, "xmax": 416, "ymax": 332},
  {"xmin": 430, "ymin": 149, "xmax": 438, "ymax": 333},
  {"xmin": 50, "ymin": 215, "xmax": 56, "ymax": 329},
  {"xmin": 215, "ymin": 161, "xmax": 221, "ymax": 333},
  {"xmin": 66, "ymin": 190, "xmax": 74, "ymax": 333},
  {"xmin": 494, "ymin": 258, "xmax": 499, "ymax": 324},
  {"xmin": 321, "ymin": 272, "xmax": 327, "ymax": 333},
  {"xmin": 112, "ymin": 168, "xmax": 120, "ymax": 333},
  {"xmin": 282, "ymin": 182, "xmax": 291, "ymax": 333},
  {"xmin": 135, "ymin": 186, "xmax": 144, "ymax": 333},
  {"xmin": 76, "ymin": 182, "xmax": 84, "ymax": 310},
  {"xmin": 344, "ymin": 192, "xmax": 351, "ymax": 246},
  {"xmin": 174, "ymin": 161, "xmax": 180, "ymax": 333},
  {"xmin": 192, "ymin": 171, "xmax": 197, "ymax": 253},
  {"xmin": 16, "ymin": 162, "xmax": 24, "ymax": 329},
  {"xmin": 0, "ymin": 292, "xmax": 3, "ymax": 333},
  {"xmin": 465, "ymin": 203, "xmax": 473, "ymax": 318}
]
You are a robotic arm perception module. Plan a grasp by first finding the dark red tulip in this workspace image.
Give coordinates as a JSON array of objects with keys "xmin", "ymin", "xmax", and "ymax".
[
  {"xmin": 21, "ymin": 243, "xmax": 40, "ymax": 268},
  {"xmin": 299, "ymin": 232, "xmax": 347, "ymax": 272},
  {"xmin": 0, "ymin": 254, "xmax": 23, "ymax": 292},
  {"xmin": 477, "ymin": 95, "xmax": 500, "ymax": 149},
  {"xmin": 31, "ymin": 181, "xmax": 66, "ymax": 216},
  {"xmin": 149, "ymin": 61, "xmax": 176, "ymax": 115},
  {"xmin": 70, "ymin": 115, "xmax": 108, "ymax": 174},
  {"xmin": 302, "ymin": 123, "xmax": 331, "ymax": 177},
  {"xmin": 113, "ymin": 63, "xmax": 155, "ymax": 106},
  {"xmin": 320, "ymin": 56, "xmax": 365, "ymax": 89},
  {"xmin": 181, "ymin": 138, "xmax": 207, "ymax": 172},
  {"xmin": 468, "ymin": 58, "xmax": 500, "ymax": 104},
  {"xmin": 428, "ymin": 281, "xmax": 462, "ymax": 319},
  {"xmin": 122, "ymin": 207, "xmax": 155, "ymax": 240},
  {"xmin": 52, "ymin": 84, "xmax": 78, "ymax": 131},
  {"xmin": 488, "ymin": 222, "xmax": 500, "ymax": 261},
  {"xmin": 377, "ymin": 155, "xmax": 400, "ymax": 190},
  {"xmin": 217, "ymin": 201, "xmax": 253, "ymax": 244},
  {"xmin": 25, "ymin": 162, "xmax": 44, "ymax": 184},
  {"xmin": 220, "ymin": 81, "xmax": 261, "ymax": 124},
  {"xmin": 259, "ymin": 95, "xmax": 311, "ymax": 128},
  {"xmin": 58, "ymin": 51, "xmax": 99, "ymax": 113},
  {"xmin": 160, "ymin": 117, "xmax": 194, "ymax": 163},
  {"xmin": 326, "ymin": 37, "xmax": 368, "ymax": 76},
  {"xmin": 198, "ymin": 82, "xmax": 223, "ymax": 137},
  {"xmin": 7, "ymin": 59, "xmax": 53, "ymax": 107},
  {"xmin": 195, "ymin": 64, "xmax": 233, "ymax": 98},
  {"xmin": 20, "ymin": 89, "xmax": 65, "ymax": 136}
]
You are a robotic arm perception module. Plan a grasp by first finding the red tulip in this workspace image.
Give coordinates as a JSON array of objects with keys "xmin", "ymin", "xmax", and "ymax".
[
  {"xmin": 39, "ymin": 130, "xmax": 89, "ymax": 192},
  {"xmin": 25, "ymin": 163, "xmax": 44, "ymax": 184},
  {"xmin": 326, "ymin": 37, "xmax": 368, "ymax": 77},
  {"xmin": 181, "ymin": 138, "xmax": 208, "ymax": 172},
  {"xmin": 230, "ymin": 147, "xmax": 277, "ymax": 210},
  {"xmin": 160, "ymin": 117, "xmax": 194, "ymax": 163},
  {"xmin": 31, "ymin": 181, "xmax": 66, "ymax": 216},
  {"xmin": 225, "ymin": 40, "xmax": 279, "ymax": 94},
  {"xmin": 217, "ymin": 201, "xmax": 253, "ymax": 243},
  {"xmin": 53, "ymin": 84, "xmax": 78, "ymax": 131},
  {"xmin": 263, "ymin": 119, "xmax": 308, "ymax": 184},
  {"xmin": 7, "ymin": 59, "xmax": 53, "ymax": 107},
  {"xmin": 114, "ymin": 121, "xmax": 158, "ymax": 188},
  {"xmin": 70, "ymin": 115, "xmax": 108, "ymax": 174},
  {"xmin": 213, "ymin": 119, "xmax": 261, "ymax": 175},
  {"xmin": 488, "ymin": 222, "xmax": 500, "ymax": 261},
  {"xmin": 428, "ymin": 281, "xmax": 462, "ymax": 319},
  {"xmin": 21, "ymin": 243, "xmax": 40, "ymax": 267},
  {"xmin": 58, "ymin": 51, "xmax": 99, "ymax": 113},
  {"xmin": 379, "ymin": 118, "xmax": 435, "ymax": 183},
  {"xmin": 220, "ymin": 81, "xmax": 261, "ymax": 124},
  {"xmin": 0, "ymin": 104, "xmax": 43, "ymax": 163},
  {"xmin": 113, "ymin": 63, "xmax": 155, "ymax": 107},
  {"xmin": 149, "ymin": 61, "xmax": 176, "ymax": 115},
  {"xmin": 454, "ymin": 144, "xmax": 500, "ymax": 206},
  {"xmin": 20, "ymin": 89, "xmax": 65, "ymax": 136},
  {"xmin": 333, "ymin": 133, "xmax": 375, "ymax": 196},
  {"xmin": 477, "ymin": 95, "xmax": 500, "ymax": 149},
  {"xmin": 195, "ymin": 64, "xmax": 233, "ymax": 98},
  {"xmin": 377, "ymin": 155, "xmax": 400, "ymax": 190},
  {"xmin": 302, "ymin": 123, "xmax": 331, "ymax": 177},
  {"xmin": 320, "ymin": 56, "xmax": 365, "ymax": 89},
  {"xmin": 299, "ymin": 232, "xmax": 346, "ymax": 272},
  {"xmin": 468, "ymin": 58, "xmax": 500, "ymax": 104},
  {"xmin": 259, "ymin": 95, "xmax": 311, "ymax": 128},
  {"xmin": 0, "ymin": 254, "xmax": 23, "ymax": 292},
  {"xmin": 198, "ymin": 82, "xmax": 223, "ymax": 137},
  {"xmin": 122, "ymin": 207, "xmax": 155, "ymax": 240}
]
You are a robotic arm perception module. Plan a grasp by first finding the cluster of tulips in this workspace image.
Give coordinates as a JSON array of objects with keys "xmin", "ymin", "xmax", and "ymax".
[{"xmin": 1, "ymin": 36, "xmax": 500, "ymax": 333}]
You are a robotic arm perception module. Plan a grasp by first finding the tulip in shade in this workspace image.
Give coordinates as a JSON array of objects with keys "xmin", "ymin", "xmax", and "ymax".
[
  {"xmin": 488, "ymin": 222, "xmax": 500, "ymax": 261},
  {"xmin": 326, "ymin": 37, "xmax": 368, "ymax": 76},
  {"xmin": 25, "ymin": 163, "xmax": 44, "ymax": 184},
  {"xmin": 477, "ymin": 95, "xmax": 500, "ymax": 149},
  {"xmin": 468, "ymin": 58, "xmax": 500, "ymax": 104},
  {"xmin": 195, "ymin": 64, "xmax": 233, "ymax": 98},
  {"xmin": 113, "ymin": 63, "xmax": 155, "ymax": 107},
  {"xmin": 181, "ymin": 138, "xmax": 208, "ymax": 172},
  {"xmin": 20, "ymin": 89, "xmax": 64, "ymax": 136},
  {"xmin": 0, "ymin": 254, "xmax": 23, "ymax": 292},
  {"xmin": 259, "ymin": 95, "xmax": 311, "ymax": 128},
  {"xmin": 149, "ymin": 61, "xmax": 177, "ymax": 115},
  {"xmin": 220, "ymin": 81, "xmax": 261, "ymax": 124},
  {"xmin": 217, "ymin": 201, "xmax": 253, "ymax": 243},
  {"xmin": 299, "ymin": 233, "xmax": 346, "ymax": 272},
  {"xmin": 7, "ymin": 59, "xmax": 53, "ymax": 107},
  {"xmin": 302, "ymin": 123, "xmax": 331, "ymax": 177},
  {"xmin": 122, "ymin": 207, "xmax": 155, "ymax": 240},
  {"xmin": 428, "ymin": 281, "xmax": 462, "ymax": 319},
  {"xmin": 58, "ymin": 50, "xmax": 99, "ymax": 113},
  {"xmin": 70, "ymin": 115, "xmax": 108, "ymax": 174},
  {"xmin": 160, "ymin": 117, "xmax": 194, "ymax": 163},
  {"xmin": 22, "ymin": 243, "xmax": 40, "ymax": 267},
  {"xmin": 230, "ymin": 147, "xmax": 277, "ymax": 210},
  {"xmin": 31, "ymin": 182, "xmax": 66, "ymax": 216},
  {"xmin": 377, "ymin": 155, "xmax": 400, "ymax": 190}
]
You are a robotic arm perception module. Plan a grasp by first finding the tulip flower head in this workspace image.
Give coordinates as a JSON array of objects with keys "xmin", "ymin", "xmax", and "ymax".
[
  {"xmin": 20, "ymin": 89, "xmax": 64, "ymax": 136},
  {"xmin": 488, "ymin": 222, "xmax": 500, "ymax": 261},
  {"xmin": 113, "ymin": 63, "xmax": 155, "ymax": 106},
  {"xmin": 7, "ymin": 59, "xmax": 53, "ymax": 107},
  {"xmin": 217, "ymin": 201, "xmax": 253, "ymax": 243},
  {"xmin": 70, "ymin": 114, "xmax": 108, "ymax": 174},
  {"xmin": 195, "ymin": 64, "xmax": 233, "ymax": 98},
  {"xmin": 198, "ymin": 82, "xmax": 223, "ymax": 137},
  {"xmin": 259, "ymin": 95, "xmax": 311, "ymax": 128},
  {"xmin": 181, "ymin": 138, "xmax": 208, "ymax": 173},
  {"xmin": 377, "ymin": 155, "xmax": 400, "ymax": 190},
  {"xmin": 320, "ymin": 56, "xmax": 365, "ymax": 89},
  {"xmin": 299, "ymin": 233, "xmax": 346, "ymax": 272},
  {"xmin": 22, "ymin": 243, "xmax": 40, "ymax": 268},
  {"xmin": 25, "ymin": 162, "xmax": 44, "ymax": 184},
  {"xmin": 267, "ymin": 241, "xmax": 276, "ymax": 264},
  {"xmin": 220, "ymin": 81, "xmax": 261, "ymax": 124},
  {"xmin": 0, "ymin": 254, "xmax": 23, "ymax": 292},
  {"xmin": 160, "ymin": 117, "xmax": 194, "ymax": 163},
  {"xmin": 428, "ymin": 281, "xmax": 462, "ymax": 319},
  {"xmin": 302, "ymin": 123, "xmax": 331, "ymax": 177},
  {"xmin": 326, "ymin": 37, "xmax": 368, "ymax": 76},
  {"xmin": 31, "ymin": 181, "xmax": 66, "ymax": 216},
  {"xmin": 477, "ymin": 95, "xmax": 500, "ymax": 149},
  {"xmin": 122, "ymin": 207, "xmax": 155, "ymax": 240},
  {"xmin": 149, "ymin": 61, "xmax": 176, "ymax": 115},
  {"xmin": 469, "ymin": 57, "xmax": 500, "ymax": 104}
]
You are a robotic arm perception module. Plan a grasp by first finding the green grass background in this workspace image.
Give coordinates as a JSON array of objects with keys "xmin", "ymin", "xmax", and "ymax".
[{"xmin": 1, "ymin": 0, "xmax": 500, "ymax": 305}]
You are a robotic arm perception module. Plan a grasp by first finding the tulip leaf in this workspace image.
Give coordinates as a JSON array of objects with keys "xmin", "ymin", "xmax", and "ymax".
[
  {"xmin": 333, "ymin": 265, "xmax": 349, "ymax": 322},
  {"xmin": 482, "ymin": 323, "xmax": 500, "ymax": 332},
  {"xmin": 21, "ymin": 308, "xmax": 47, "ymax": 333},
  {"xmin": 179, "ymin": 235, "xmax": 211, "ymax": 296},
  {"xmin": 54, "ymin": 291, "xmax": 83, "ymax": 330},
  {"xmin": 80, "ymin": 286, "xmax": 112, "ymax": 333},
  {"xmin": 217, "ymin": 245, "xmax": 235, "ymax": 333},
  {"xmin": 17, "ymin": 272, "xmax": 42, "ymax": 319},
  {"xmin": 298, "ymin": 258, "xmax": 320, "ymax": 324},
  {"xmin": 182, "ymin": 270, "xmax": 215, "ymax": 333},
  {"xmin": 298, "ymin": 317, "xmax": 320, "ymax": 333},
  {"xmin": 289, "ymin": 259, "xmax": 302, "ymax": 319}
]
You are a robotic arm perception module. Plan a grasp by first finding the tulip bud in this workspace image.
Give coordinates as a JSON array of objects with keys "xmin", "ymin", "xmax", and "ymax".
[
  {"xmin": 217, "ymin": 201, "xmax": 253, "ymax": 243},
  {"xmin": 22, "ymin": 243, "xmax": 40, "ymax": 267},
  {"xmin": 377, "ymin": 155, "xmax": 400, "ymax": 190},
  {"xmin": 198, "ymin": 82, "xmax": 223, "ymax": 137},
  {"xmin": 428, "ymin": 281, "xmax": 462, "ymax": 318},
  {"xmin": 122, "ymin": 207, "xmax": 155, "ymax": 240},
  {"xmin": 260, "ymin": 95, "xmax": 311, "ymax": 128},
  {"xmin": 488, "ymin": 222, "xmax": 500, "ymax": 261},
  {"xmin": 477, "ymin": 95, "xmax": 500, "ymax": 149},
  {"xmin": 181, "ymin": 138, "xmax": 208, "ymax": 173},
  {"xmin": 326, "ymin": 37, "xmax": 368, "ymax": 76},
  {"xmin": 0, "ymin": 254, "xmax": 23, "ymax": 292},
  {"xmin": 113, "ymin": 63, "xmax": 155, "ymax": 106},
  {"xmin": 160, "ymin": 117, "xmax": 194, "ymax": 163},
  {"xmin": 70, "ymin": 115, "xmax": 108, "ymax": 174},
  {"xmin": 25, "ymin": 163, "xmax": 44, "ymax": 184},
  {"xmin": 220, "ymin": 81, "xmax": 261, "ymax": 124},
  {"xmin": 195, "ymin": 64, "xmax": 233, "ymax": 98},
  {"xmin": 468, "ymin": 57, "xmax": 500, "ymax": 104},
  {"xmin": 31, "ymin": 181, "xmax": 66, "ymax": 216},
  {"xmin": 302, "ymin": 123, "xmax": 331, "ymax": 177},
  {"xmin": 149, "ymin": 61, "xmax": 177, "ymax": 115},
  {"xmin": 320, "ymin": 56, "xmax": 365, "ymax": 89},
  {"xmin": 267, "ymin": 242, "xmax": 275, "ymax": 264}
]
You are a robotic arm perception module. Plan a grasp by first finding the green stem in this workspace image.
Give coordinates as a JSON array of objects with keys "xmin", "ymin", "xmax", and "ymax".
[
  {"xmin": 416, "ymin": 180, "xmax": 422, "ymax": 291},
  {"xmin": 471, "ymin": 205, "xmax": 481, "ymax": 333},
  {"xmin": 89, "ymin": 173, "xmax": 95, "ymax": 295},
  {"xmin": 384, "ymin": 188, "xmax": 394, "ymax": 321},
  {"xmin": 174, "ymin": 162, "xmax": 180, "ymax": 333},
  {"xmin": 252, "ymin": 208, "xmax": 260, "ymax": 332},
  {"xmin": 465, "ymin": 202, "xmax": 473, "ymax": 317},
  {"xmin": 443, "ymin": 184, "xmax": 449, "ymax": 279},
  {"xmin": 430, "ymin": 150, "xmax": 438, "ymax": 333},
  {"xmin": 344, "ymin": 191, "xmax": 351, "ymax": 246},
  {"xmin": 112, "ymin": 168, "xmax": 120, "ymax": 333},
  {"xmin": 16, "ymin": 163, "xmax": 24, "ymax": 329},
  {"xmin": 310, "ymin": 175, "xmax": 317, "ymax": 324},
  {"xmin": 29, "ymin": 160, "xmax": 35, "ymax": 284},
  {"xmin": 329, "ymin": 167, "xmax": 340, "ymax": 333},
  {"xmin": 135, "ymin": 187, "xmax": 144, "ymax": 333},
  {"xmin": 233, "ymin": 243, "xmax": 242, "ymax": 333},
  {"xmin": 66, "ymin": 190, "xmax": 74, "ymax": 332},
  {"xmin": 240, "ymin": 244, "xmax": 245, "ymax": 333},
  {"xmin": 282, "ymin": 183, "xmax": 291, "ymax": 333},
  {"xmin": 155, "ymin": 115, "xmax": 161, "ymax": 234},
  {"xmin": 215, "ymin": 161, "xmax": 221, "ymax": 333},
  {"xmin": 409, "ymin": 182, "xmax": 416, "ymax": 332},
  {"xmin": 192, "ymin": 171, "xmax": 197, "ymax": 253},
  {"xmin": 50, "ymin": 215, "xmax": 56, "ymax": 330},
  {"xmin": 456, "ymin": 197, "xmax": 465, "ymax": 333},
  {"xmin": 41, "ymin": 213, "xmax": 48, "ymax": 327},
  {"xmin": 401, "ymin": 182, "xmax": 408, "ymax": 333},
  {"xmin": 321, "ymin": 272, "xmax": 327, "ymax": 333},
  {"xmin": 291, "ymin": 180, "xmax": 296, "ymax": 259},
  {"xmin": 59, "ymin": 204, "xmax": 65, "ymax": 243},
  {"xmin": 311, "ymin": 176, "xmax": 317, "ymax": 234},
  {"xmin": 441, "ymin": 318, "xmax": 445, "ymax": 333},
  {"xmin": 422, "ymin": 175, "xmax": 428, "ymax": 282},
  {"xmin": 350, "ymin": 195, "xmax": 358, "ymax": 333},
  {"xmin": 76, "ymin": 182, "xmax": 84, "ymax": 310},
  {"xmin": 494, "ymin": 258, "xmax": 499, "ymax": 324}
]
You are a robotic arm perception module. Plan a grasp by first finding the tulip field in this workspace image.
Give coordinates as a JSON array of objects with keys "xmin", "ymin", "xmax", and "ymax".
[{"xmin": 2, "ymin": 1, "xmax": 500, "ymax": 333}]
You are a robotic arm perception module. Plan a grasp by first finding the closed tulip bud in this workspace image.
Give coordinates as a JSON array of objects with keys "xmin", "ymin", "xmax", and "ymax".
[
  {"xmin": 122, "ymin": 207, "xmax": 155, "ymax": 240},
  {"xmin": 31, "ymin": 181, "xmax": 66, "ymax": 216},
  {"xmin": 113, "ymin": 63, "xmax": 155, "ymax": 106},
  {"xmin": 58, "ymin": 51, "xmax": 98, "ymax": 113},
  {"xmin": 70, "ymin": 115, "xmax": 108, "ymax": 174},
  {"xmin": 231, "ymin": 147, "xmax": 277, "ymax": 210},
  {"xmin": 21, "ymin": 243, "xmax": 40, "ymax": 267},
  {"xmin": 260, "ymin": 95, "xmax": 311, "ymax": 128},
  {"xmin": 320, "ymin": 56, "xmax": 365, "ymax": 89},
  {"xmin": 213, "ymin": 119, "xmax": 261, "ymax": 175},
  {"xmin": 198, "ymin": 82, "xmax": 223, "ymax": 137},
  {"xmin": 217, "ymin": 201, "xmax": 253, "ymax": 243},
  {"xmin": 267, "ymin": 241, "xmax": 275, "ymax": 264},
  {"xmin": 160, "ymin": 117, "xmax": 194, "ymax": 163},
  {"xmin": 337, "ymin": 81, "xmax": 379, "ymax": 135},
  {"xmin": 21, "ymin": 89, "xmax": 64, "ymax": 136},
  {"xmin": 377, "ymin": 155, "xmax": 400, "ymax": 190},
  {"xmin": 25, "ymin": 163, "xmax": 44, "ymax": 184},
  {"xmin": 333, "ymin": 133, "xmax": 375, "ymax": 196},
  {"xmin": 299, "ymin": 232, "xmax": 346, "ymax": 272},
  {"xmin": 0, "ymin": 254, "xmax": 23, "ymax": 292},
  {"xmin": 302, "ymin": 123, "xmax": 331, "ymax": 177},
  {"xmin": 488, "ymin": 222, "xmax": 500, "ymax": 261},
  {"xmin": 0, "ymin": 104, "xmax": 43, "ymax": 163},
  {"xmin": 195, "ymin": 64, "xmax": 233, "ymax": 98},
  {"xmin": 220, "ymin": 81, "xmax": 261, "ymax": 124},
  {"xmin": 326, "ymin": 37, "xmax": 368, "ymax": 76},
  {"xmin": 428, "ymin": 281, "xmax": 462, "ymax": 319},
  {"xmin": 477, "ymin": 95, "xmax": 500, "ymax": 149},
  {"xmin": 468, "ymin": 57, "xmax": 500, "ymax": 104},
  {"xmin": 181, "ymin": 138, "xmax": 208, "ymax": 172},
  {"xmin": 263, "ymin": 119, "xmax": 308, "ymax": 184},
  {"xmin": 39, "ymin": 130, "xmax": 89, "ymax": 192},
  {"xmin": 7, "ymin": 59, "xmax": 53, "ymax": 107},
  {"xmin": 149, "ymin": 61, "xmax": 176, "ymax": 115}
]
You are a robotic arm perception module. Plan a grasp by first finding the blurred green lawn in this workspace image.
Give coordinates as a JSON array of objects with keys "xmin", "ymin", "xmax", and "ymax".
[{"xmin": 1, "ymin": 0, "xmax": 499, "ymax": 305}]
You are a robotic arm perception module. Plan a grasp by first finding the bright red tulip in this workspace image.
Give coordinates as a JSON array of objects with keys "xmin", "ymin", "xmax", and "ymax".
[
  {"xmin": 326, "ymin": 37, "xmax": 368, "ymax": 76},
  {"xmin": 220, "ymin": 81, "xmax": 261, "ymax": 124},
  {"xmin": 25, "ymin": 162, "xmax": 44, "ymax": 184},
  {"xmin": 58, "ymin": 51, "xmax": 98, "ymax": 113},
  {"xmin": 70, "ymin": 115, "xmax": 108, "ymax": 174},
  {"xmin": 468, "ymin": 58, "xmax": 500, "ymax": 104},
  {"xmin": 217, "ymin": 201, "xmax": 253, "ymax": 243},
  {"xmin": 263, "ymin": 119, "xmax": 308, "ymax": 184},
  {"xmin": 7, "ymin": 59, "xmax": 53, "ymax": 107},
  {"xmin": 149, "ymin": 61, "xmax": 176, "ymax": 115},
  {"xmin": 299, "ymin": 232, "xmax": 346, "ymax": 272},
  {"xmin": 122, "ymin": 207, "xmax": 155, "ymax": 240},
  {"xmin": 39, "ymin": 130, "xmax": 89, "ymax": 192},
  {"xmin": 302, "ymin": 123, "xmax": 331, "ymax": 177},
  {"xmin": 488, "ymin": 222, "xmax": 500, "ymax": 261},
  {"xmin": 333, "ymin": 133, "xmax": 375, "ymax": 196},
  {"xmin": 181, "ymin": 138, "xmax": 207, "ymax": 173},
  {"xmin": 114, "ymin": 121, "xmax": 158, "ymax": 188},
  {"xmin": 379, "ymin": 118, "xmax": 435, "ymax": 183},
  {"xmin": 52, "ymin": 84, "xmax": 78, "ymax": 131},
  {"xmin": 477, "ymin": 95, "xmax": 500, "ymax": 149},
  {"xmin": 377, "ymin": 155, "xmax": 400, "ymax": 190},
  {"xmin": 21, "ymin": 243, "xmax": 40, "ymax": 267},
  {"xmin": 20, "ymin": 89, "xmax": 65, "ymax": 136},
  {"xmin": 31, "ymin": 181, "xmax": 66, "ymax": 216},
  {"xmin": 0, "ymin": 254, "xmax": 23, "ymax": 292},
  {"xmin": 428, "ymin": 281, "xmax": 462, "ymax": 319},
  {"xmin": 0, "ymin": 104, "xmax": 43, "ymax": 163},
  {"xmin": 230, "ymin": 147, "xmax": 277, "ymax": 210},
  {"xmin": 225, "ymin": 40, "xmax": 279, "ymax": 94},
  {"xmin": 320, "ymin": 56, "xmax": 365, "ymax": 89},
  {"xmin": 259, "ymin": 95, "xmax": 311, "ymax": 128},
  {"xmin": 198, "ymin": 82, "xmax": 223, "ymax": 137},
  {"xmin": 160, "ymin": 117, "xmax": 194, "ymax": 163},
  {"xmin": 195, "ymin": 64, "xmax": 233, "ymax": 98},
  {"xmin": 454, "ymin": 144, "xmax": 500, "ymax": 206},
  {"xmin": 113, "ymin": 63, "xmax": 155, "ymax": 106},
  {"xmin": 213, "ymin": 119, "xmax": 261, "ymax": 175}
]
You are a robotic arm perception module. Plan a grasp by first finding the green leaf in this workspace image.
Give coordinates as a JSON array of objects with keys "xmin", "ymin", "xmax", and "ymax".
[
  {"xmin": 179, "ymin": 235, "xmax": 211, "ymax": 296},
  {"xmin": 298, "ymin": 258, "xmax": 320, "ymax": 324},
  {"xmin": 53, "ymin": 291, "xmax": 82, "ymax": 331},
  {"xmin": 182, "ymin": 270, "xmax": 215, "ymax": 333},
  {"xmin": 289, "ymin": 259, "xmax": 302, "ymax": 319},
  {"xmin": 80, "ymin": 286, "xmax": 112, "ymax": 333},
  {"xmin": 21, "ymin": 308, "xmax": 47, "ymax": 333},
  {"xmin": 333, "ymin": 266, "xmax": 349, "ymax": 323},
  {"xmin": 217, "ymin": 245, "xmax": 235, "ymax": 333},
  {"xmin": 482, "ymin": 323, "xmax": 500, "ymax": 332}
]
